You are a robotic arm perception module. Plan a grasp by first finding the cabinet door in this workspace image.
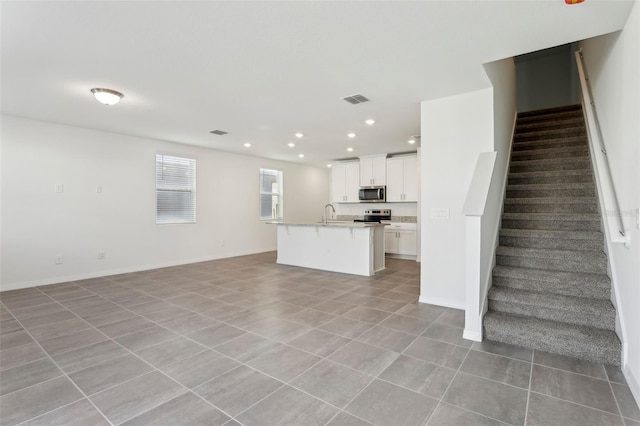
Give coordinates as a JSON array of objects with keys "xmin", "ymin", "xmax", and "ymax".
[
  {"xmin": 344, "ymin": 162, "xmax": 360, "ymax": 202},
  {"xmin": 371, "ymin": 156, "xmax": 387, "ymax": 186},
  {"xmin": 331, "ymin": 164, "xmax": 346, "ymax": 203},
  {"xmin": 359, "ymin": 158, "xmax": 374, "ymax": 186},
  {"xmin": 386, "ymin": 157, "xmax": 404, "ymax": 202},
  {"xmin": 402, "ymin": 157, "xmax": 418, "ymax": 202},
  {"xmin": 398, "ymin": 230, "xmax": 417, "ymax": 255},
  {"xmin": 384, "ymin": 230, "xmax": 399, "ymax": 254}
]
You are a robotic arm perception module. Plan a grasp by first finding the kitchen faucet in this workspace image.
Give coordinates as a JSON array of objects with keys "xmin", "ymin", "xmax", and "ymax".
[{"xmin": 323, "ymin": 203, "xmax": 336, "ymax": 224}]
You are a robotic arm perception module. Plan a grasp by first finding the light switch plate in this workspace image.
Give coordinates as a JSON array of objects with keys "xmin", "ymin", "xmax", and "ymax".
[
  {"xmin": 430, "ymin": 208, "xmax": 450, "ymax": 219},
  {"xmin": 54, "ymin": 184, "xmax": 63, "ymax": 193}
]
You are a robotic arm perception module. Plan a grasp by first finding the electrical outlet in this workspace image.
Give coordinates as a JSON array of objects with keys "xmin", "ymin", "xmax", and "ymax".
[
  {"xmin": 55, "ymin": 255, "xmax": 63, "ymax": 265},
  {"xmin": 430, "ymin": 207, "xmax": 450, "ymax": 219},
  {"xmin": 96, "ymin": 186, "xmax": 103, "ymax": 194},
  {"xmin": 54, "ymin": 184, "xmax": 64, "ymax": 193},
  {"xmin": 97, "ymin": 252, "xmax": 105, "ymax": 259}
]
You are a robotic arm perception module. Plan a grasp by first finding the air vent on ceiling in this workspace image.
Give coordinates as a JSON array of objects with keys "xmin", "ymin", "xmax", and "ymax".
[
  {"xmin": 209, "ymin": 130, "xmax": 228, "ymax": 135},
  {"xmin": 342, "ymin": 94, "xmax": 370, "ymax": 104}
]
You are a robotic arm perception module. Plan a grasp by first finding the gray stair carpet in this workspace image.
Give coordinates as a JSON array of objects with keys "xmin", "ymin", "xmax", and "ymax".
[{"xmin": 483, "ymin": 103, "xmax": 621, "ymax": 366}]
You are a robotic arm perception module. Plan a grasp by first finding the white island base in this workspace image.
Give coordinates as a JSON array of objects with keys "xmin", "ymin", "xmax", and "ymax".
[{"xmin": 274, "ymin": 222, "xmax": 386, "ymax": 276}]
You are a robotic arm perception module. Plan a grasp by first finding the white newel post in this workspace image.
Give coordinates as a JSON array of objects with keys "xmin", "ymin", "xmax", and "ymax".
[{"xmin": 463, "ymin": 215, "xmax": 483, "ymax": 341}]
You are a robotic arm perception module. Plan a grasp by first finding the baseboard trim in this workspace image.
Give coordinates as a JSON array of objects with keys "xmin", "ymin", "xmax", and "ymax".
[
  {"xmin": 463, "ymin": 329, "xmax": 483, "ymax": 342},
  {"xmin": 623, "ymin": 363, "xmax": 640, "ymax": 413},
  {"xmin": 418, "ymin": 295, "xmax": 465, "ymax": 310},
  {"xmin": 0, "ymin": 247, "xmax": 276, "ymax": 291}
]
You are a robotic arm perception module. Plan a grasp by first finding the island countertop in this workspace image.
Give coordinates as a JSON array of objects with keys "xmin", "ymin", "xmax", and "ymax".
[{"xmin": 267, "ymin": 221, "xmax": 388, "ymax": 228}]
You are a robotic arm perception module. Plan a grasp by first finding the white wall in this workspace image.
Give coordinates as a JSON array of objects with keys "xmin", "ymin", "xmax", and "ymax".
[
  {"xmin": 580, "ymin": 0, "xmax": 640, "ymax": 404},
  {"xmin": 419, "ymin": 88, "xmax": 494, "ymax": 309},
  {"xmin": 0, "ymin": 115, "xmax": 330, "ymax": 290}
]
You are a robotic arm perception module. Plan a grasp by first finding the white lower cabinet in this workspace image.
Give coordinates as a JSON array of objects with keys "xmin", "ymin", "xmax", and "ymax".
[{"xmin": 384, "ymin": 223, "xmax": 417, "ymax": 256}]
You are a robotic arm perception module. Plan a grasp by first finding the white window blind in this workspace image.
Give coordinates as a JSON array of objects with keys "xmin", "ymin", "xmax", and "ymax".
[
  {"xmin": 156, "ymin": 154, "xmax": 196, "ymax": 224},
  {"xmin": 260, "ymin": 168, "xmax": 283, "ymax": 220}
]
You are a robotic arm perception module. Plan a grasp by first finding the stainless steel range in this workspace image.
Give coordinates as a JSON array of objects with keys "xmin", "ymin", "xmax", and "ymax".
[{"xmin": 354, "ymin": 209, "xmax": 391, "ymax": 223}]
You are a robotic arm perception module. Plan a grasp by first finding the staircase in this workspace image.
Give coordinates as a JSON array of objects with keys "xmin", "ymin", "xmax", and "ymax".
[{"xmin": 483, "ymin": 104, "xmax": 621, "ymax": 366}]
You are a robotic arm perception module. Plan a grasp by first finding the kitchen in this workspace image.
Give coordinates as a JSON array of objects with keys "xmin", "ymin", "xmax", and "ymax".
[{"xmin": 272, "ymin": 153, "xmax": 419, "ymax": 276}]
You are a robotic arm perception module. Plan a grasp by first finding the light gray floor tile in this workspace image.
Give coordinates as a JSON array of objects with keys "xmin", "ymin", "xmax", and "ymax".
[
  {"xmin": 533, "ymin": 350, "xmax": 607, "ymax": 380},
  {"xmin": 460, "ymin": 350, "xmax": 531, "ymax": 389},
  {"xmin": 157, "ymin": 312, "xmax": 217, "ymax": 334},
  {"xmin": 326, "ymin": 412, "xmax": 373, "ymax": 426},
  {"xmin": 286, "ymin": 309, "xmax": 337, "ymax": 327},
  {"xmin": 97, "ymin": 316, "xmax": 156, "ymax": 338},
  {"xmin": 0, "ymin": 343, "xmax": 46, "ymax": 371},
  {"xmin": 82, "ymin": 309, "xmax": 138, "ymax": 328},
  {"xmin": 434, "ymin": 309, "xmax": 465, "ymax": 327},
  {"xmin": 426, "ymin": 402, "xmax": 505, "ymax": 426},
  {"xmin": 237, "ymin": 385, "xmax": 339, "ymax": 426},
  {"xmin": 346, "ymin": 379, "xmax": 437, "ymax": 426},
  {"xmin": 362, "ymin": 297, "xmax": 406, "ymax": 312},
  {"xmin": 625, "ymin": 419, "xmax": 640, "ymax": 426},
  {"xmin": 526, "ymin": 392, "xmax": 624, "ymax": 426},
  {"xmin": 135, "ymin": 336, "xmax": 207, "ymax": 368},
  {"xmin": 121, "ymin": 392, "xmax": 230, "ymax": 426},
  {"xmin": 17, "ymin": 309, "xmax": 76, "ymax": 328},
  {"xmin": 28, "ymin": 318, "xmax": 91, "ymax": 342},
  {"xmin": 471, "ymin": 340, "xmax": 533, "ymax": 362},
  {"xmin": 89, "ymin": 371, "xmax": 186, "ymax": 425},
  {"xmin": 291, "ymin": 359, "xmax": 373, "ymax": 408},
  {"xmin": 0, "ymin": 376, "xmax": 83, "ymax": 426},
  {"xmin": 114, "ymin": 325, "xmax": 178, "ymax": 351},
  {"xmin": 0, "ymin": 319, "xmax": 23, "ymax": 335},
  {"xmin": 342, "ymin": 306, "xmax": 391, "ymax": 324},
  {"xmin": 356, "ymin": 325, "xmax": 416, "ymax": 353},
  {"xmin": 612, "ymin": 382, "xmax": 640, "ymax": 421},
  {"xmin": 605, "ymin": 365, "xmax": 627, "ymax": 384},
  {"xmin": 319, "ymin": 317, "xmax": 374, "ymax": 339},
  {"xmin": 69, "ymin": 354, "xmax": 153, "ymax": 395},
  {"xmin": 39, "ymin": 329, "xmax": 107, "ymax": 355},
  {"xmin": 247, "ymin": 344, "xmax": 321, "ymax": 382},
  {"xmin": 312, "ymin": 300, "xmax": 358, "ymax": 315},
  {"xmin": 288, "ymin": 329, "xmax": 351, "ymax": 357},
  {"xmin": 251, "ymin": 301, "xmax": 306, "ymax": 317},
  {"xmin": 396, "ymin": 303, "xmax": 447, "ymax": 322},
  {"xmin": 378, "ymin": 313, "xmax": 431, "ymax": 335},
  {"xmin": 0, "ymin": 329, "xmax": 35, "ymax": 350},
  {"xmin": 531, "ymin": 364, "xmax": 619, "ymax": 414},
  {"xmin": 52, "ymin": 340, "xmax": 128, "ymax": 373},
  {"xmin": 379, "ymin": 355, "xmax": 456, "ymax": 398},
  {"xmin": 213, "ymin": 332, "xmax": 282, "ymax": 362},
  {"xmin": 0, "ymin": 358, "xmax": 61, "ymax": 396},
  {"xmin": 161, "ymin": 350, "xmax": 240, "ymax": 388},
  {"xmin": 443, "ymin": 372, "xmax": 527, "ymax": 426},
  {"xmin": 245, "ymin": 317, "xmax": 312, "ymax": 343},
  {"xmin": 378, "ymin": 290, "xmax": 416, "ymax": 303},
  {"xmin": 187, "ymin": 322, "xmax": 246, "ymax": 348},
  {"xmin": 328, "ymin": 341, "xmax": 398, "ymax": 376},
  {"xmin": 194, "ymin": 365, "xmax": 283, "ymax": 417},
  {"xmin": 126, "ymin": 299, "xmax": 174, "ymax": 315},
  {"xmin": 403, "ymin": 337, "xmax": 469, "ymax": 369},
  {"xmin": 20, "ymin": 399, "xmax": 110, "ymax": 426},
  {"xmin": 422, "ymin": 323, "xmax": 472, "ymax": 347},
  {"xmin": 142, "ymin": 305, "xmax": 193, "ymax": 323}
]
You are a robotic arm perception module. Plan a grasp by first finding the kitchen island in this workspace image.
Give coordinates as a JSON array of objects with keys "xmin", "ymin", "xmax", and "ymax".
[{"xmin": 271, "ymin": 222, "xmax": 387, "ymax": 276}]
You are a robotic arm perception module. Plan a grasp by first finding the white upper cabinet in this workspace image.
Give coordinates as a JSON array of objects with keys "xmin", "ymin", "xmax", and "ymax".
[
  {"xmin": 386, "ymin": 155, "xmax": 418, "ymax": 202},
  {"xmin": 359, "ymin": 155, "xmax": 387, "ymax": 186},
  {"xmin": 331, "ymin": 162, "xmax": 360, "ymax": 203}
]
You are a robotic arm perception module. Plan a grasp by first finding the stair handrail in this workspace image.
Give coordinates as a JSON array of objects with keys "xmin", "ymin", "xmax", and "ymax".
[{"xmin": 575, "ymin": 49, "xmax": 629, "ymax": 247}]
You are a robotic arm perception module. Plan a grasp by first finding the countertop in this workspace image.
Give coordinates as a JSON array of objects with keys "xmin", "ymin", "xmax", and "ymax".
[{"xmin": 267, "ymin": 221, "xmax": 388, "ymax": 228}]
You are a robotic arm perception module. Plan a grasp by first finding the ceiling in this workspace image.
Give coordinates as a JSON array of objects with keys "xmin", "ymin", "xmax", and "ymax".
[{"xmin": 1, "ymin": 1, "xmax": 633, "ymax": 167}]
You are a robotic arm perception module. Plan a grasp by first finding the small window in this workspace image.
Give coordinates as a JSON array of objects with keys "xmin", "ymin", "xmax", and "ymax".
[
  {"xmin": 260, "ymin": 168, "xmax": 283, "ymax": 220},
  {"xmin": 156, "ymin": 154, "xmax": 196, "ymax": 224}
]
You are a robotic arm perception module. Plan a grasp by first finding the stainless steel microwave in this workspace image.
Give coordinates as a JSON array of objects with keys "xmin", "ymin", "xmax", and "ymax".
[{"xmin": 359, "ymin": 186, "xmax": 386, "ymax": 203}]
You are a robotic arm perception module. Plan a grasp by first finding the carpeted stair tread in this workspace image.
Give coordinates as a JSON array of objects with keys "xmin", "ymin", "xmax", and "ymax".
[
  {"xmin": 511, "ymin": 146, "xmax": 588, "ymax": 161},
  {"xmin": 501, "ymin": 212, "xmax": 600, "ymax": 222},
  {"xmin": 501, "ymin": 212, "xmax": 601, "ymax": 231},
  {"xmin": 514, "ymin": 128, "xmax": 586, "ymax": 143},
  {"xmin": 512, "ymin": 136, "xmax": 588, "ymax": 151},
  {"xmin": 518, "ymin": 104, "xmax": 582, "ymax": 116},
  {"xmin": 499, "ymin": 228, "xmax": 603, "ymax": 241},
  {"xmin": 488, "ymin": 287, "xmax": 615, "ymax": 329},
  {"xmin": 496, "ymin": 246, "xmax": 607, "ymax": 274},
  {"xmin": 506, "ymin": 183, "xmax": 595, "ymax": 199},
  {"xmin": 516, "ymin": 117, "xmax": 585, "ymax": 133},
  {"xmin": 483, "ymin": 312, "xmax": 620, "ymax": 365},
  {"xmin": 504, "ymin": 197, "xmax": 597, "ymax": 204},
  {"xmin": 508, "ymin": 170, "xmax": 593, "ymax": 185},
  {"xmin": 509, "ymin": 158, "xmax": 591, "ymax": 174},
  {"xmin": 503, "ymin": 198, "xmax": 598, "ymax": 214}
]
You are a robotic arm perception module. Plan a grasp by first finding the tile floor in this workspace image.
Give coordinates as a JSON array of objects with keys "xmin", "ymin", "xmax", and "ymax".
[{"xmin": 1, "ymin": 252, "xmax": 638, "ymax": 426}]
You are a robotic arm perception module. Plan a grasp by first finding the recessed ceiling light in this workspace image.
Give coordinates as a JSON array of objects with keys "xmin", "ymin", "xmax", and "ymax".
[
  {"xmin": 347, "ymin": 147, "xmax": 354, "ymax": 152},
  {"xmin": 365, "ymin": 119, "xmax": 375, "ymax": 125},
  {"xmin": 298, "ymin": 153, "xmax": 305, "ymax": 158},
  {"xmin": 327, "ymin": 164, "xmax": 332, "ymax": 168},
  {"xmin": 90, "ymin": 88, "xmax": 123, "ymax": 106},
  {"xmin": 408, "ymin": 139, "xmax": 416, "ymax": 145},
  {"xmin": 244, "ymin": 143, "xmax": 252, "ymax": 148},
  {"xmin": 295, "ymin": 133, "xmax": 304, "ymax": 138},
  {"xmin": 288, "ymin": 142, "xmax": 295, "ymax": 148},
  {"xmin": 347, "ymin": 133, "xmax": 356, "ymax": 138}
]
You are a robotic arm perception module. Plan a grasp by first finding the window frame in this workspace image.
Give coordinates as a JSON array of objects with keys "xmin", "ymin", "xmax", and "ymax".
[
  {"xmin": 155, "ymin": 153, "xmax": 197, "ymax": 225},
  {"xmin": 259, "ymin": 168, "xmax": 283, "ymax": 221}
]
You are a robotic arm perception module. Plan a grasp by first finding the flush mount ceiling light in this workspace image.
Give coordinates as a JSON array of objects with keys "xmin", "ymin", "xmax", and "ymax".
[
  {"xmin": 288, "ymin": 142, "xmax": 295, "ymax": 148},
  {"xmin": 365, "ymin": 119, "xmax": 376, "ymax": 125},
  {"xmin": 347, "ymin": 147, "xmax": 354, "ymax": 152},
  {"xmin": 298, "ymin": 153, "xmax": 305, "ymax": 158},
  {"xmin": 243, "ymin": 143, "xmax": 252, "ymax": 148},
  {"xmin": 295, "ymin": 133, "xmax": 304, "ymax": 138},
  {"xmin": 408, "ymin": 139, "xmax": 416, "ymax": 145},
  {"xmin": 90, "ymin": 88, "xmax": 123, "ymax": 106},
  {"xmin": 347, "ymin": 133, "xmax": 356, "ymax": 138}
]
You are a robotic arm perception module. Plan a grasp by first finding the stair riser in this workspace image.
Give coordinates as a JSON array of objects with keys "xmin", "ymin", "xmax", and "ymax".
[
  {"xmin": 496, "ymin": 254, "xmax": 607, "ymax": 274},
  {"xmin": 506, "ymin": 188, "xmax": 595, "ymax": 198},
  {"xmin": 510, "ymin": 160, "xmax": 591, "ymax": 173},
  {"xmin": 516, "ymin": 118, "xmax": 585, "ymax": 131},
  {"xmin": 488, "ymin": 300, "xmax": 615, "ymax": 330},
  {"xmin": 518, "ymin": 109, "xmax": 583, "ymax": 121},
  {"xmin": 511, "ymin": 149, "xmax": 589, "ymax": 161},
  {"xmin": 483, "ymin": 326, "xmax": 620, "ymax": 366},
  {"xmin": 504, "ymin": 203, "xmax": 598, "ymax": 214},
  {"xmin": 502, "ymin": 219, "xmax": 601, "ymax": 231},
  {"xmin": 515, "ymin": 129, "xmax": 586, "ymax": 142},
  {"xmin": 513, "ymin": 138, "xmax": 587, "ymax": 151},
  {"xmin": 508, "ymin": 175, "xmax": 593, "ymax": 185},
  {"xmin": 492, "ymin": 276, "xmax": 610, "ymax": 299},
  {"xmin": 499, "ymin": 236, "xmax": 603, "ymax": 251}
]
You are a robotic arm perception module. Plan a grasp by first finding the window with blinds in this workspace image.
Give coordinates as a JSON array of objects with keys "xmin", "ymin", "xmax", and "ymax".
[
  {"xmin": 156, "ymin": 154, "xmax": 196, "ymax": 224},
  {"xmin": 260, "ymin": 168, "xmax": 283, "ymax": 220}
]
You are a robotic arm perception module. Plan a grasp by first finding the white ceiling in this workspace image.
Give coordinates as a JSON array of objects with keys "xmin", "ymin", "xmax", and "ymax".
[{"xmin": 1, "ymin": 1, "xmax": 633, "ymax": 167}]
